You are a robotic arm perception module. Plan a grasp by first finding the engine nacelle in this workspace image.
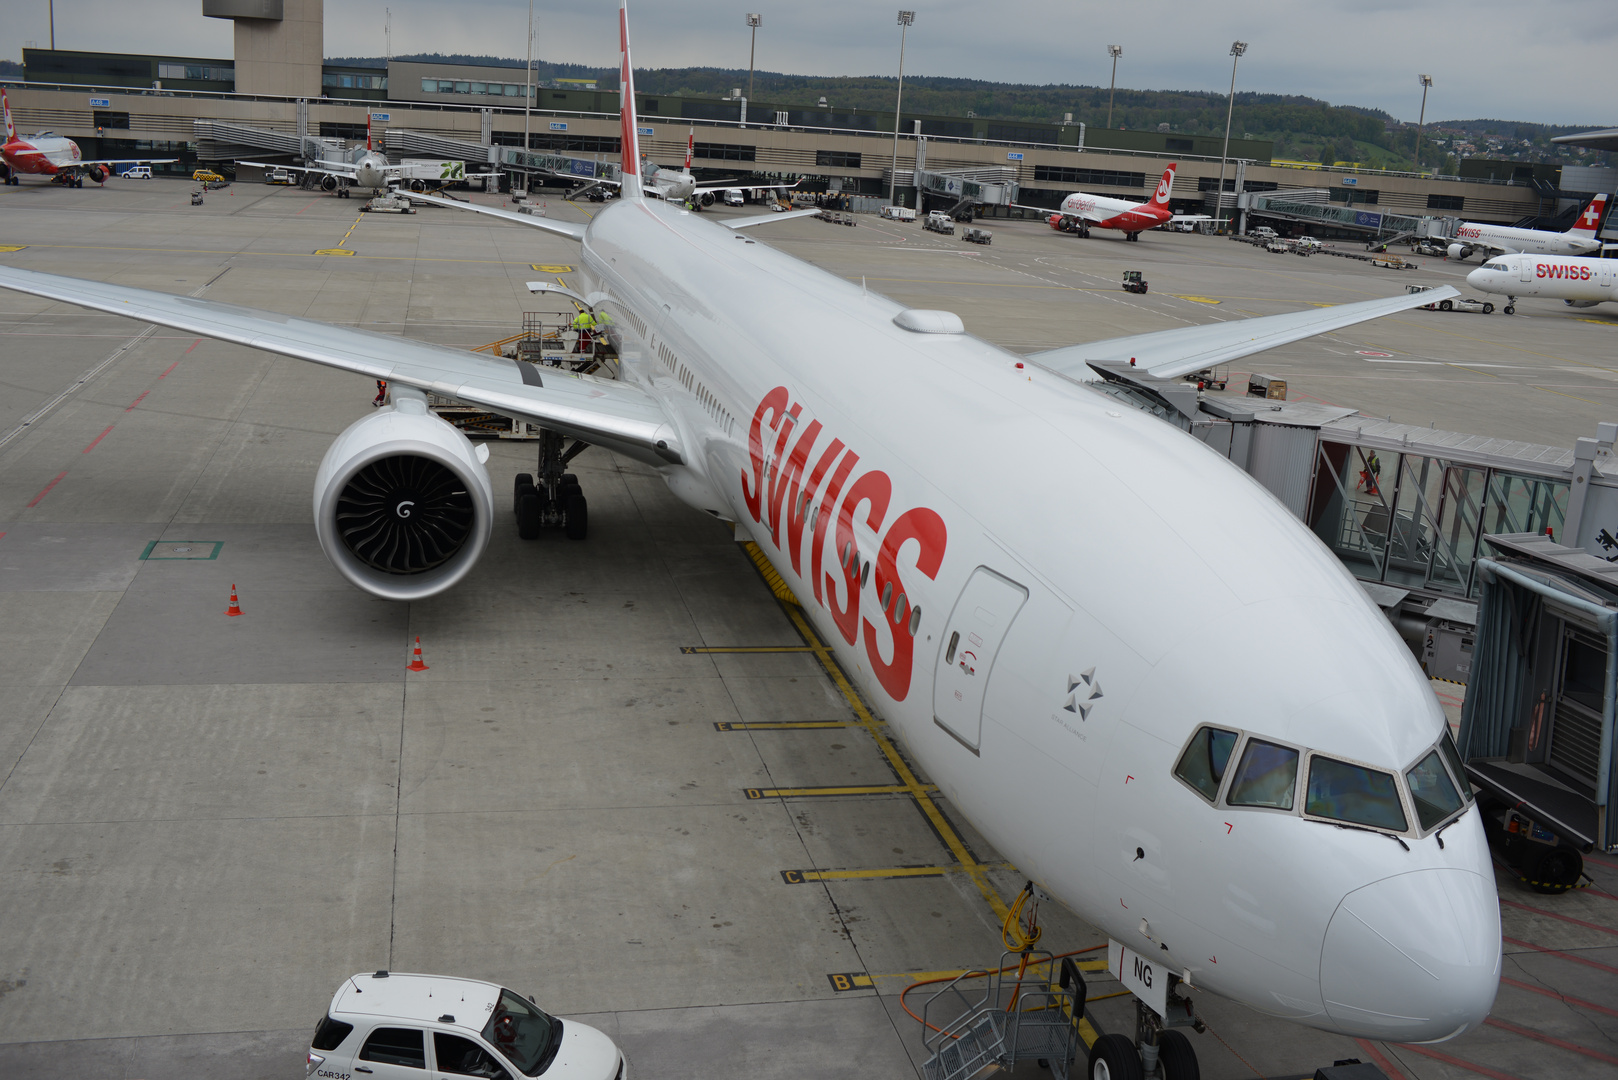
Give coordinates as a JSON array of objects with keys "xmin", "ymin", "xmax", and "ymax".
[
  {"xmin": 699, "ymin": 192, "xmax": 714, "ymax": 207},
  {"xmin": 1565, "ymin": 299, "xmax": 1603, "ymax": 308},
  {"xmin": 87, "ymin": 164, "xmax": 110, "ymax": 183},
  {"xmin": 321, "ymin": 175, "xmax": 340, "ymax": 192},
  {"xmin": 313, "ymin": 389, "xmax": 493, "ymax": 601},
  {"xmin": 1447, "ymin": 243, "xmax": 1470, "ymax": 260}
]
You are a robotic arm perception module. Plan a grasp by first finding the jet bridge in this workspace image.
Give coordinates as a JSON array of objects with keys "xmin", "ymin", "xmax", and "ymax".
[
  {"xmin": 1242, "ymin": 193, "xmax": 1457, "ymax": 241},
  {"xmin": 914, "ymin": 166, "xmax": 1020, "ymax": 219},
  {"xmin": 383, "ymin": 129, "xmax": 497, "ymax": 166},
  {"xmin": 192, "ymin": 119, "xmax": 341, "ymax": 163}
]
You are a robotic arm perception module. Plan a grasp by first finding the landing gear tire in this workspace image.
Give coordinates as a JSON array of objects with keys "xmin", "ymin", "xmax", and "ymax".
[
  {"xmin": 1157, "ymin": 1031, "xmax": 1199, "ymax": 1080},
  {"xmin": 516, "ymin": 489, "xmax": 542, "ymax": 539},
  {"xmin": 1504, "ymin": 304, "xmax": 1516, "ymax": 315},
  {"xmin": 1088, "ymin": 1034, "xmax": 1143, "ymax": 1080},
  {"xmin": 513, "ymin": 473, "xmax": 534, "ymax": 506},
  {"xmin": 564, "ymin": 491, "xmax": 589, "ymax": 540}
]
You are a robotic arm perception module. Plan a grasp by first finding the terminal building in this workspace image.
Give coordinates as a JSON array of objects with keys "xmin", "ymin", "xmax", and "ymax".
[{"xmin": 3, "ymin": 0, "xmax": 1613, "ymax": 238}]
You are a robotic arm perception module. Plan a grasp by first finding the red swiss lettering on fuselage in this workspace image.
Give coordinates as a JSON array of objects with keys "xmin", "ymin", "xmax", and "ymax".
[
  {"xmin": 1536, "ymin": 263, "xmax": 1592, "ymax": 280},
  {"xmin": 744, "ymin": 388, "xmax": 947, "ymax": 702}
]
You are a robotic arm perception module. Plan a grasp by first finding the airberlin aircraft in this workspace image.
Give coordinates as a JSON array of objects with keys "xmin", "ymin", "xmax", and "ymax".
[
  {"xmin": 1467, "ymin": 251, "xmax": 1617, "ymax": 313},
  {"xmin": 1, "ymin": 89, "xmax": 174, "ymax": 187},
  {"xmin": 0, "ymin": 3, "xmax": 1497, "ymax": 1073},
  {"xmin": 1012, "ymin": 163, "xmax": 1211, "ymax": 240}
]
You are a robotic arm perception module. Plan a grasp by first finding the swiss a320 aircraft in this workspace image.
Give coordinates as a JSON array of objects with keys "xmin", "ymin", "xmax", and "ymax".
[
  {"xmin": 1012, "ymin": 163, "xmax": 1212, "ymax": 240},
  {"xmin": 1442, "ymin": 192, "xmax": 1608, "ymax": 261},
  {"xmin": 0, "ymin": 4, "xmax": 1496, "ymax": 1075},
  {"xmin": 240, "ymin": 115, "xmax": 495, "ymax": 197},
  {"xmin": 1, "ymin": 89, "xmax": 175, "ymax": 187}
]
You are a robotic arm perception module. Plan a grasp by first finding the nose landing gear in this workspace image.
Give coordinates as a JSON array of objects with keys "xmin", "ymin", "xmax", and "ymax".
[{"xmin": 1503, "ymin": 296, "xmax": 1517, "ymax": 315}]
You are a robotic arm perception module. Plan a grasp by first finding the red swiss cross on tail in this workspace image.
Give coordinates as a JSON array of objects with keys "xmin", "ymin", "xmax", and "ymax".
[
  {"xmin": 618, "ymin": 0, "xmax": 644, "ymax": 198},
  {"xmin": 1571, "ymin": 193, "xmax": 1607, "ymax": 236}
]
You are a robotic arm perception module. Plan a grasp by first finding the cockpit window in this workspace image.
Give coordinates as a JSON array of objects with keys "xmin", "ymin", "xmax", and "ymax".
[
  {"xmin": 1174, "ymin": 726, "xmax": 1238, "ymax": 802},
  {"xmin": 1306, "ymin": 756, "xmax": 1408, "ymax": 832},
  {"xmin": 1483, "ymin": 260, "xmax": 1507, "ymax": 271},
  {"xmin": 1226, "ymin": 740, "xmax": 1299, "ymax": 810},
  {"xmin": 1406, "ymin": 749, "xmax": 1465, "ymax": 831},
  {"xmin": 1438, "ymin": 732, "xmax": 1473, "ymax": 803}
]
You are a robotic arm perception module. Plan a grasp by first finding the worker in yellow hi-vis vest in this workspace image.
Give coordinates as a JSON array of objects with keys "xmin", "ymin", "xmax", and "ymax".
[{"xmin": 572, "ymin": 309, "xmax": 596, "ymax": 353}]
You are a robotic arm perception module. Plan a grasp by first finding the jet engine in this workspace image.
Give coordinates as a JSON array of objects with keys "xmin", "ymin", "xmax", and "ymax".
[
  {"xmin": 312, "ymin": 388, "xmax": 493, "ymax": 601},
  {"xmin": 321, "ymin": 175, "xmax": 340, "ymax": 192},
  {"xmin": 1565, "ymin": 299, "xmax": 1602, "ymax": 308},
  {"xmin": 87, "ymin": 164, "xmax": 110, "ymax": 183},
  {"xmin": 1446, "ymin": 243, "xmax": 1471, "ymax": 260},
  {"xmin": 698, "ymin": 192, "xmax": 715, "ymax": 207}
]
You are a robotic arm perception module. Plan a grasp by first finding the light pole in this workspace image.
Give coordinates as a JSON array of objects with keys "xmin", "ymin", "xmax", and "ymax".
[
  {"xmin": 746, "ymin": 14, "xmax": 761, "ymax": 101},
  {"xmin": 1106, "ymin": 45, "xmax": 1122, "ymax": 129},
  {"xmin": 1415, "ymin": 74, "xmax": 1433, "ymax": 174},
  {"xmin": 1215, "ymin": 41, "xmax": 1247, "ymax": 229},
  {"xmin": 888, "ymin": 10, "xmax": 915, "ymax": 207}
]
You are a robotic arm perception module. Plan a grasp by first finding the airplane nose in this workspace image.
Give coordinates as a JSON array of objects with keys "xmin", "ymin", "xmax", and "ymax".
[
  {"xmin": 1320, "ymin": 868, "xmax": 1500, "ymax": 1042},
  {"xmin": 1466, "ymin": 268, "xmax": 1487, "ymax": 288}
]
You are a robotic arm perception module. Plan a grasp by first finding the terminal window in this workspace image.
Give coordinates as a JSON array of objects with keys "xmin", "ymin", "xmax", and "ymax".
[
  {"xmin": 322, "ymin": 72, "xmax": 386, "ymax": 91},
  {"xmin": 816, "ymin": 150, "xmax": 861, "ymax": 168},
  {"xmin": 93, "ymin": 111, "xmax": 130, "ymax": 130},
  {"xmin": 694, "ymin": 142, "xmax": 756, "ymax": 162},
  {"xmin": 1033, "ymin": 166, "xmax": 1144, "ymax": 189},
  {"xmin": 1165, "ymin": 138, "xmax": 1195, "ymax": 153},
  {"xmin": 1427, "ymin": 194, "xmax": 1465, "ymax": 211},
  {"xmin": 158, "ymin": 62, "xmax": 235, "ymax": 82}
]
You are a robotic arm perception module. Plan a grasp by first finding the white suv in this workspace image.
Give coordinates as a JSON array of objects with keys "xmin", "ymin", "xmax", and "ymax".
[{"xmin": 307, "ymin": 972, "xmax": 624, "ymax": 1080}]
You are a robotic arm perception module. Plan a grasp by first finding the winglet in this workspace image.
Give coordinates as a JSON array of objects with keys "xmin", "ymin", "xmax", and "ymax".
[{"xmin": 618, "ymin": 0, "xmax": 643, "ymax": 199}]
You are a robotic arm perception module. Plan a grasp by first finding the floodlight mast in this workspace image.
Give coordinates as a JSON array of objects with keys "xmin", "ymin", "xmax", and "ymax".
[
  {"xmin": 1106, "ymin": 45, "xmax": 1122, "ymax": 128},
  {"xmin": 1215, "ymin": 41, "xmax": 1248, "ymax": 230},
  {"xmin": 1415, "ymin": 74, "xmax": 1433, "ymax": 173},
  {"xmin": 888, "ymin": 10, "xmax": 915, "ymax": 208},
  {"xmin": 747, "ymin": 14, "xmax": 761, "ymax": 101}
]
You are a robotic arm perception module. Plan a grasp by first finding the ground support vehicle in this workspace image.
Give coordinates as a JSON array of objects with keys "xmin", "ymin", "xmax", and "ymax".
[
  {"xmin": 1406, "ymin": 284, "xmax": 1494, "ymax": 314},
  {"xmin": 924, "ymin": 211, "xmax": 955, "ymax": 235},
  {"xmin": 120, "ymin": 166, "xmax": 152, "ymax": 179},
  {"xmin": 961, "ymin": 226, "xmax": 993, "ymax": 245},
  {"xmin": 1121, "ymin": 270, "xmax": 1148, "ymax": 295},
  {"xmin": 192, "ymin": 169, "xmax": 224, "ymax": 184},
  {"xmin": 1183, "ymin": 367, "xmax": 1229, "ymax": 391},
  {"xmin": 364, "ymin": 194, "xmax": 417, "ymax": 214},
  {"xmin": 189, "ymin": 190, "xmax": 204, "ymax": 206}
]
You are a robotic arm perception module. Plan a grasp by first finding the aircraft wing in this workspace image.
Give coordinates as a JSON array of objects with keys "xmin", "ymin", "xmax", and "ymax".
[
  {"xmin": 1170, "ymin": 215, "xmax": 1213, "ymax": 223},
  {"xmin": 723, "ymin": 209, "xmax": 824, "ymax": 229},
  {"xmin": 404, "ymin": 192, "xmax": 587, "ymax": 241},
  {"xmin": 1010, "ymin": 202, "xmax": 1105, "ymax": 224},
  {"xmin": 238, "ymin": 160, "xmax": 359, "ymax": 181},
  {"xmin": 1029, "ymin": 286, "xmax": 1460, "ymax": 382},
  {"xmin": 81, "ymin": 158, "xmax": 179, "ymax": 167},
  {"xmin": 0, "ymin": 265, "xmax": 681, "ymax": 467}
]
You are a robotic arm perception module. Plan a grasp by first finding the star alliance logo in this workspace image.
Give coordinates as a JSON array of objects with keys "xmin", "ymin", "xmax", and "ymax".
[{"xmin": 1064, "ymin": 668, "xmax": 1103, "ymax": 720}]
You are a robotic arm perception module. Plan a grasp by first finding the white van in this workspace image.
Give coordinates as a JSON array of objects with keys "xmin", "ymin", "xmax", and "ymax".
[
  {"xmin": 308, "ymin": 972, "xmax": 625, "ymax": 1080},
  {"xmin": 120, "ymin": 166, "xmax": 152, "ymax": 179},
  {"xmin": 722, "ymin": 189, "xmax": 744, "ymax": 207}
]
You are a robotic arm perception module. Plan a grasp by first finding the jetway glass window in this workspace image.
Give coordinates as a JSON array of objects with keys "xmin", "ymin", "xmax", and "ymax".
[
  {"xmin": 1308, "ymin": 441, "xmax": 1391, "ymax": 581},
  {"xmin": 1429, "ymin": 467, "xmax": 1486, "ymax": 595},
  {"xmin": 1306, "ymin": 757, "xmax": 1407, "ymax": 832},
  {"xmin": 1479, "ymin": 473, "xmax": 1567, "ymax": 572}
]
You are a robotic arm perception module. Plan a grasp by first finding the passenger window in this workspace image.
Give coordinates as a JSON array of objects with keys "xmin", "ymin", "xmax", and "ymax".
[
  {"xmin": 1406, "ymin": 750, "xmax": 1464, "ymax": 831},
  {"xmin": 1306, "ymin": 757, "xmax": 1408, "ymax": 832},
  {"xmin": 360, "ymin": 1027, "xmax": 426, "ymax": 1069},
  {"xmin": 1438, "ymin": 732, "xmax": 1473, "ymax": 803},
  {"xmin": 1226, "ymin": 740, "xmax": 1299, "ymax": 810},
  {"xmin": 311, "ymin": 1015, "xmax": 354, "ymax": 1051},
  {"xmin": 434, "ymin": 1032, "xmax": 513, "ymax": 1080},
  {"xmin": 1174, "ymin": 727, "xmax": 1239, "ymax": 802}
]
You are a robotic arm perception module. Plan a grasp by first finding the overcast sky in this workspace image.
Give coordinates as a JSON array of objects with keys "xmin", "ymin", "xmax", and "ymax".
[{"xmin": 7, "ymin": 0, "xmax": 1616, "ymax": 127}]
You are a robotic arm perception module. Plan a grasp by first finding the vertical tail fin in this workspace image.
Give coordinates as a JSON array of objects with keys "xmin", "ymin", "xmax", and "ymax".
[
  {"xmin": 617, "ymin": 0, "xmax": 643, "ymax": 199},
  {"xmin": 2, "ymin": 89, "xmax": 14, "ymax": 142},
  {"xmin": 685, "ymin": 127, "xmax": 694, "ymax": 171},
  {"xmin": 1152, "ymin": 163, "xmax": 1177, "ymax": 207},
  {"xmin": 366, "ymin": 112, "xmax": 373, "ymax": 152},
  {"xmin": 1568, "ymin": 193, "xmax": 1608, "ymax": 237}
]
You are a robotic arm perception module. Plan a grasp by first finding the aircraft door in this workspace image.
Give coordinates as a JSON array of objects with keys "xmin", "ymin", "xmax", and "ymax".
[
  {"xmin": 933, "ymin": 567, "xmax": 1029, "ymax": 752},
  {"xmin": 1520, "ymin": 259, "xmax": 1534, "ymax": 284}
]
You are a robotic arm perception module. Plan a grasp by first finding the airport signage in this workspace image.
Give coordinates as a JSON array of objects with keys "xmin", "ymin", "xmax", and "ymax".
[
  {"xmin": 1109, "ymin": 940, "xmax": 1167, "ymax": 1017},
  {"xmin": 569, "ymin": 159, "xmax": 596, "ymax": 177},
  {"xmin": 89, "ymin": 97, "xmax": 110, "ymax": 108},
  {"xmin": 370, "ymin": 112, "xmax": 390, "ymax": 122},
  {"xmin": 639, "ymin": 127, "xmax": 654, "ymax": 136},
  {"xmin": 1342, "ymin": 176, "xmax": 1358, "ymax": 186},
  {"xmin": 1007, "ymin": 152, "xmax": 1024, "ymax": 161},
  {"xmin": 550, "ymin": 122, "xmax": 568, "ymax": 131},
  {"xmin": 1355, "ymin": 210, "xmax": 1383, "ymax": 229}
]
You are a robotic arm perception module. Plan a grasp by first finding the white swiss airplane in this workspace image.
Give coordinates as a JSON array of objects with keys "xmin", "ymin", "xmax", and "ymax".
[
  {"xmin": 1442, "ymin": 193, "xmax": 1607, "ymax": 261},
  {"xmin": 0, "ymin": 3, "xmax": 1495, "ymax": 1073},
  {"xmin": 240, "ymin": 115, "xmax": 493, "ymax": 197},
  {"xmin": 1012, "ymin": 164, "xmax": 1212, "ymax": 240},
  {"xmin": 1466, "ymin": 251, "xmax": 1618, "ymax": 313}
]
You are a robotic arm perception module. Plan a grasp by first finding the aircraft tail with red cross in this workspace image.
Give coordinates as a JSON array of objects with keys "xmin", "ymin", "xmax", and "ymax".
[{"xmin": 1567, "ymin": 193, "xmax": 1609, "ymax": 238}]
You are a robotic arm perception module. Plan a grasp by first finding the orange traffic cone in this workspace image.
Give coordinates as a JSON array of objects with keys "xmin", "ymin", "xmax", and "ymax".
[
  {"xmin": 407, "ymin": 636, "xmax": 429, "ymax": 671},
  {"xmin": 225, "ymin": 584, "xmax": 242, "ymax": 616}
]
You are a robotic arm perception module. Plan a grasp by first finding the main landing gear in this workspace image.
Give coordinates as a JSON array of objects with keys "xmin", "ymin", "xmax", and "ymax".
[{"xmin": 513, "ymin": 428, "xmax": 589, "ymax": 540}]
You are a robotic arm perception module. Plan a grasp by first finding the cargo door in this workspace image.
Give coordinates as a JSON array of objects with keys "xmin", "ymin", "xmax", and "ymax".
[{"xmin": 933, "ymin": 567, "xmax": 1029, "ymax": 752}]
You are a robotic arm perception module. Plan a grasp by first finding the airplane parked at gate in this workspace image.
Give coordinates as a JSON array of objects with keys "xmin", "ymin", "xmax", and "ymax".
[
  {"xmin": 239, "ymin": 115, "xmax": 494, "ymax": 197},
  {"xmin": 0, "ymin": 4, "xmax": 1496, "ymax": 1075},
  {"xmin": 1466, "ymin": 251, "xmax": 1617, "ymax": 313},
  {"xmin": 1, "ymin": 89, "xmax": 174, "ymax": 187},
  {"xmin": 558, "ymin": 128, "xmax": 792, "ymax": 208},
  {"xmin": 1012, "ymin": 163, "xmax": 1211, "ymax": 240},
  {"xmin": 1443, "ymin": 193, "xmax": 1608, "ymax": 261}
]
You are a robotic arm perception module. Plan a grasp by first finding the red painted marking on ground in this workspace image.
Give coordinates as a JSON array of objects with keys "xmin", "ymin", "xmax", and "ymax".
[
  {"xmin": 1585, "ymin": 851, "xmax": 1618, "ymax": 870},
  {"xmin": 1501, "ymin": 975, "xmax": 1618, "ymax": 1019},
  {"xmin": 293, "ymin": 199, "xmax": 318, "ymax": 216},
  {"xmin": 1503, "ymin": 935, "xmax": 1618, "ymax": 976},
  {"xmin": 26, "ymin": 472, "xmax": 67, "ymax": 508},
  {"xmin": 1354, "ymin": 1039, "xmax": 1408, "ymax": 1080},
  {"xmin": 182, "ymin": 338, "xmax": 200, "ymax": 355},
  {"xmin": 1584, "ymin": 886, "xmax": 1618, "ymax": 903},
  {"xmin": 82, "ymin": 425, "xmax": 115, "ymax": 453},
  {"xmin": 124, "ymin": 390, "xmax": 150, "ymax": 412},
  {"xmin": 1399, "ymin": 1044, "xmax": 1522, "ymax": 1080},
  {"xmin": 1486, "ymin": 1016, "xmax": 1618, "ymax": 1065},
  {"xmin": 1501, "ymin": 898, "xmax": 1618, "ymax": 936}
]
